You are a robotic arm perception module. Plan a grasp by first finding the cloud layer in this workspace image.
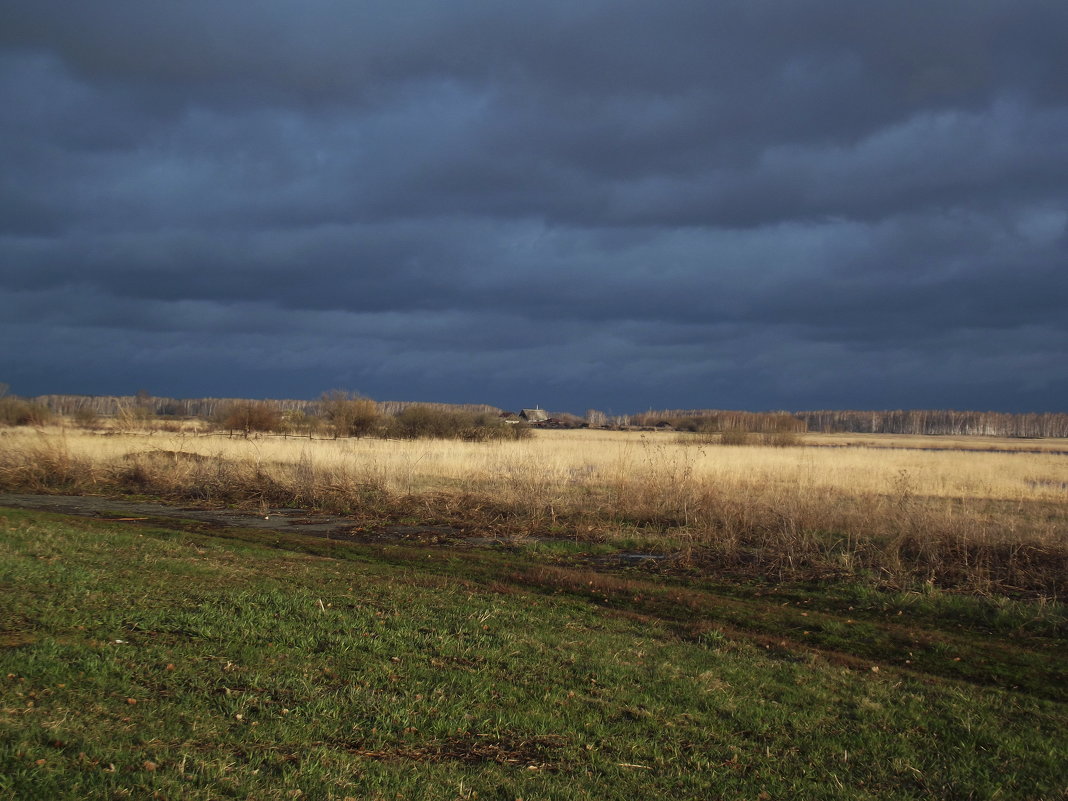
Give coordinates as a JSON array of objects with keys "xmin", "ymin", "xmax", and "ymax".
[{"xmin": 2, "ymin": 1, "xmax": 1066, "ymax": 411}]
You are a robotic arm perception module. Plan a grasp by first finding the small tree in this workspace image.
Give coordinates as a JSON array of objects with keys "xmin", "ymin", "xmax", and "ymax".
[
  {"xmin": 586, "ymin": 409, "xmax": 607, "ymax": 427},
  {"xmin": 220, "ymin": 401, "xmax": 281, "ymax": 437},
  {"xmin": 321, "ymin": 390, "xmax": 380, "ymax": 438}
]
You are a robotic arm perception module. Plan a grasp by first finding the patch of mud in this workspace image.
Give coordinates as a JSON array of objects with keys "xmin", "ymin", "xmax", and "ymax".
[
  {"xmin": 0, "ymin": 492, "xmax": 354, "ymax": 536},
  {"xmin": 588, "ymin": 552, "xmax": 673, "ymax": 565},
  {"xmin": 342, "ymin": 732, "xmax": 565, "ymax": 769},
  {"xmin": 0, "ymin": 493, "xmax": 673, "ymax": 567},
  {"xmin": 0, "ymin": 493, "xmax": 519, "ymax": 549}
]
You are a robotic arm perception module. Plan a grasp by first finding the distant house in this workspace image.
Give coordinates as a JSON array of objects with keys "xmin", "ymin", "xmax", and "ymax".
[
  {"xmin": 498, "ymin": 411, "xmax": 521, "ymax": 424},
  {"xmin": 519, "ymin": 408, "xmax": 549, "ymax": 423}
]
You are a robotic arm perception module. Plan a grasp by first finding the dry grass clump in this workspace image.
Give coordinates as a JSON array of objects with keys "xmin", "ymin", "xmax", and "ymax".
[
  {"xmin": 1, "ymin": 427, "xmax": 1065, "ymax": 596},
  {"xmin": 0, "ymin": 397, "xmax": 53, "ymax": 427},
  {"xmin": 0, "ymin": 437, "xmax": 96, "ymax": 492}
]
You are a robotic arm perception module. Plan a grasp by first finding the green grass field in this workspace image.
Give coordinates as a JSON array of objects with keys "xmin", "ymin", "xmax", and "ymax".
[{"xmin": 1, "ymin": 506, "xmax": 1065, "ymax": 800}]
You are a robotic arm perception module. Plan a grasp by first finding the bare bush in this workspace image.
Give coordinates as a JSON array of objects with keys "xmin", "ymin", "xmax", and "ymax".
[
  {"xmin": 720, "ymin": 429, "xmax": 751, "ymax": 446},
  {"xmin": 321, "ymin": 391, "xmax": 380, "ymax": 438},
  {"xmin": 72, "ymin": 407, "xmax": 100, "ymax": 428},
  {"xmin": 0, "ymin": 397, "xmax": 53, "ymax": 427},
  {"xmin": 761, "ymin": 430, "xmax": 801, "ymax": 447},
  {"xmin": 218, "ymin": 401, "xmax": 282, "ymax": 436},
  {"xmin": 385, "ymin": 405, "xmax": 530, "ymax": 441}
]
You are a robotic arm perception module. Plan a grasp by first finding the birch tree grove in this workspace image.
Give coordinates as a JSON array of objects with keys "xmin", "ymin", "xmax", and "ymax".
[
  {"xmin": 795, "ymin": 409, "xmax": 1068, "ymax": 438},
  {"xmin": 627, "ymin": 408, "xmax": 1068, "ymax": 437}
]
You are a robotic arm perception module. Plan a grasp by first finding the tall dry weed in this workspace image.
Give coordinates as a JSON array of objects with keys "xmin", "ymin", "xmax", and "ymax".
[
  {"xmin": 0, "ymin": 427, "xmax": 1065, "ymax": 595},
  {"xmin": 0, "ymin": 435, "xmax": 96, "ymax": 492}
]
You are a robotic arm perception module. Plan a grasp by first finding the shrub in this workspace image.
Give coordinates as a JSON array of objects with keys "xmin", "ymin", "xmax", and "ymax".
[
  {"xmin": 762, "ymin": 430, "xmax": 801, "ymax": 447},
  {"xmin": 720, "ymin": 429, "xmax": 751, "ymax": 446},
  {"xmin": 386, "ymin": 406, "xmax": 474, "ymax": 439},
  {"xmin": 219, "ymin": 402, "xmax": 282, "ymax": 436},
  {"xmin": 72, "ymin": 407, "xmax": 100, "ymax": 428},
  {"xmin": 0, "ymin": 397, "xmax": 53, "ymax": 427},
  {"xmin": 385, "ymin": 406, "xmax": 532, "ymax": 440},
  {"xmin": 469, "ymin": 413, "xmax": 533, "ymax": 441},
  {"xmin": 321, "ymin": 391, "xmax": 381, "ymax": 438}
]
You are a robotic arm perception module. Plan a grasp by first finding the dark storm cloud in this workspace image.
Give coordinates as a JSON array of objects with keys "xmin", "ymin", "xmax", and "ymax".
[{"xmin": 1, "ymin": 1, "xmax": 1066, "ymax": 411}]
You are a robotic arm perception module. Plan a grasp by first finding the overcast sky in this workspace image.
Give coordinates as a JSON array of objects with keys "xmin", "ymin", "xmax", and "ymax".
[{"xmin": 2, "ymin": 2, "xmax": 1066, "ymax": 413}]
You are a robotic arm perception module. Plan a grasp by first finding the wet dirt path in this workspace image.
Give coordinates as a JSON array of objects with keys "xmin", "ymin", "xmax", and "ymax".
[
  {"xmin": 0, "ymin": 492, "xmax": 355, "ymax": 534},
  {"xmin": 0, "ymin": 492, "xmax": 477, "ymax": 548},
  {"xmin": 0, "ymin": 492, "xmax": 671, "ymax": 563}
]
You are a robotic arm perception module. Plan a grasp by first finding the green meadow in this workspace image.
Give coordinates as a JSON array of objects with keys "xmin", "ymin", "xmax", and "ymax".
[{"xmin": 1, "ymin": 507, "xmax": 1065, "ymax": 800}]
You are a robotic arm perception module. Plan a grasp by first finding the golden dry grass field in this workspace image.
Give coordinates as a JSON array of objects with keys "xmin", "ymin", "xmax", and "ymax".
[
  {"xmin": 3, "ymin": 425, "xmax": 1067, "ymax": 500},
  {"xmin": 2, "ymin": 425, "xmax": 1067, "ymax": 595}
]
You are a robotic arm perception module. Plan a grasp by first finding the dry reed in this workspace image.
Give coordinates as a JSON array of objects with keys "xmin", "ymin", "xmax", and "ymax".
[{"xmin": 1, "ymin": 426, "xmax": 1065, "ymax": 596}]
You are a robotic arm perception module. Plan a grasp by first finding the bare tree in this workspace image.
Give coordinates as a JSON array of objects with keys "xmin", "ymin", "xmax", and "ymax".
[{"xmin": 320, "ymin": 390, "xmax": 380, "ymax": 438}]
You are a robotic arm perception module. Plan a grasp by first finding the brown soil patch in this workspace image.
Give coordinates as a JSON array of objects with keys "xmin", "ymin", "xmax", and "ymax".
[{"xmin": 342, "ymin": 732, "xmax": 566, "ymax": 768}]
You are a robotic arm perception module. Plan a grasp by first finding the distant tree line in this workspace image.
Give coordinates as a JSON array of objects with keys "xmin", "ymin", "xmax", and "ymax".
[
  {"xmin": 17, "ymin": 391, "xmax": 528, "ymax": 441},
  {"xmin": 617, "ymin": 408, "xmax": 1068, "ymax": 438},
  {"xmin": 796, "ymin": 409, "xmax": 1068, "ymax": 438},
  {"xmin": 10, "ymin": 391, "xmax": 1068, "ymax": 439},
  {"xmin": 629, "ymin": 410, "xmax": 806, "ymax": 434},
  {"xmin": 28, "ymin": 393, "xmax": 500, "ymax": 420}
]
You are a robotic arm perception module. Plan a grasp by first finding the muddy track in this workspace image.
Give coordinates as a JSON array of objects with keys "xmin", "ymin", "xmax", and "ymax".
[
  {"xmin": 0, "ymin": 492, "xmax": 472, "ymax": 544},
  {"xmin": 4, "ymin": 492, "xmax": 1064, "ymax": 703},
  {"xmin": 0, "ymin": 493, "xmax": 682, "ymax": 566}
]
